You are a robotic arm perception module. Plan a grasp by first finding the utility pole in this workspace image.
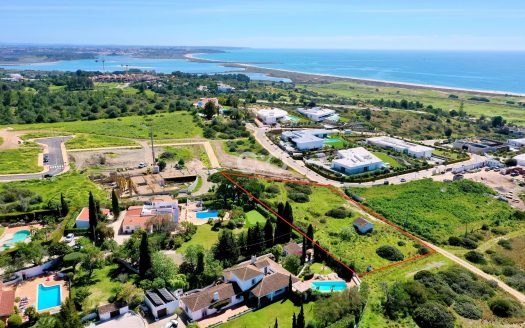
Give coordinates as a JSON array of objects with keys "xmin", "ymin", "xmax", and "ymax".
[{"xmin": 150, "ymin": 127, "xmax": 156, "ymax": 166}]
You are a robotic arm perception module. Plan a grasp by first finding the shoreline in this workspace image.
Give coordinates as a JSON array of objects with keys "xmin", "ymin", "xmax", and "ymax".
[{"xmin": 184, "ymin": 53, "xmax": 525, "ymax": 97}]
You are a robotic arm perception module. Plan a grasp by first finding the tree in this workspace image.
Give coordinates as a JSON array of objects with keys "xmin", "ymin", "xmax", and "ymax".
[
  {"xmin": 150, "ymin": 252, "xmax": 187, "ymax": 289},
  {"xmin": 88, "ymin": 191, "xmax": 98, "ymax": 241},
  {"xmin": 283, "ymin": 255, "xmax": 301, "ymax": 275},
  {"xmin": 73, "ymin": 287, "xmax": 91, "ymax": 310},
  {"xmin": 7, "ymin": 314, "xmax": 22, "ymax": 328},
  {"xmin": 297, "ymin": 303, "xmax": 305, "ymax": 328},
  {"xmin": 115, "ymin": 282, "xmax": 145, "ymax": 307},
  {"xmin": 139, "ymin": 231, "xmax": 152, "ymax": 278},
  {"xmin": 95, "ymin": 222, "xmax": 114, "ymax": 246},
  {"xmin": 444, "ymin": 127, "xmax": 453, "ymax": 138},
  {"xmin": 60, "ymin": 193, "xmax": 69, "ymax": 217},
  {"xmin": 80, "ymin": 244, "xmax": 103, "ymax": 279},
  {"xmin": 63, "ymin": 252, "xmax": 85, "ymax": 274},
  {"xmin": 306, "ymin": 224, "xmax": 314, "ymax": 249},
  {"xmin": 48, "ymin": 241, "xmax": 73, "ymax": 257},
  {"xmin": 288, "ymin": 275, "xmax": 293, "ymax": 295},
  {"xmin": 203, "ymin": 100, "xmax": 217, "ymax": 119},
  {"xmin": 505, "ymin": 158, "xmax": 517, "ymax": 167},
  {"xmin": 24, "ymin": 306, "xmax": 37, "ymax": 324},
  {"xmin": 264, "ymin": 218, "xmax": 274, "ymax": 249},
  {"xmin": 301, "ymin": 236, "xmax": 306, "ymax": 265},
  {"xmin": 274, "ymin": 318, "xmax": 278, "ymax": 328},
  {"xmin": 213, "ymin": 230, "xmax": 239, "ymax": 267},
  {"xmin": 158, "ymin": 159, "xmax": 167, "ymax": 171},
  {"xmin": 57, "ymin": 297, "xmax": 81, "ymax": 328},
  {"xmin": 247, "ymin": 222, "xmax": 265, "ymax": 255},
  {"xmin": 491, "ymin": 116, "xmax": 505, "ymax": 128},
  {"xmin": 111, "ymin": 189, "xmax": 120, "ymax": 216},
  {"xmin": 292, "ymin": 313, "xmax": 297, "ymax": 328},
  {"xmin": 413, "ymin": 301, "xmax": 455, "ymax": 328}
]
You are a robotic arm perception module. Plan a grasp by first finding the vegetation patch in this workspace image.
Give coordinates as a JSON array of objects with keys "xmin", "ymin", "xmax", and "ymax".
[
  {"xmin": 0, "ymin": 143, "xmax": 41, "ymax": 174},
  {"xmin": 65, "ymin": 133, "xmax": 137, "ymax": 149}
]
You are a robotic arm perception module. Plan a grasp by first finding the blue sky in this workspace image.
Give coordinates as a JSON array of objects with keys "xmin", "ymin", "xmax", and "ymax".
[{"xmin": 1, "ymin": 0, "xmax": 525, "ymax": 50}]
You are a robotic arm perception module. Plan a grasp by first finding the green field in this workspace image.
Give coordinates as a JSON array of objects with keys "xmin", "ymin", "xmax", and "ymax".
[
  {"xmin": 177, "ymin": 224, "xmax": 219, "ymax": 253},
  {"xmin": 301, "ymin": 81, "xmax": 525, "ymax": 125},
  {"xmin": 65, "ymin": 133, "xmax": 137, "ymax": 149},
  {"xmin": 223, "ymin": 138, "xmax": 267, "ymax": 156},
  {"xmin": 245, "ymin": 209, "xmax": 267, "ymax": 227},
  {"xmin": 309, "ymin": 262, "xmax": 333, "ymax": 275},
  {"xmin": 20, "ymin": 131, "xmax": 72, "ymax": 140},
  {"xmin": 349, "ymin": 179, "xmax": 516, "ymax": 244},
  {"xmin": 160, "ymin": 146, "xmax": 195, "ymax": 162},
  {"xmin": 371, "ymin": 151, "xmax": 401, "ymax": 168},
  {"xmin": 0, "ymin": 143, "xmax": 41, "ymax": 174},
  {"xmin": 6, "ymin": 112, "xmax": 203, "ymax": 140}
]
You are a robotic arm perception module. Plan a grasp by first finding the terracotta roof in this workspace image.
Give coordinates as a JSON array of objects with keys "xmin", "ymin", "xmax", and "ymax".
[
  {"xmin": 251, "ymin": 272, "xmax": 299, "ymax": 298},
  {"xmin": 0, "ymin": 290, "xmax": 15, "ymax": 317},
  {"xmin": 283, "ymin": 243, "xmax": 302, "ymax": 256},
  {"xmin": 353, "ymin": 217, "xmax": 371, "ymax": 228},
  {"xmin": 226, "ymin": 265, "xmax": 263, "ymax": 281},
  {"xmin": 181, "ymin": 283, "xmax": 239, "ymax": 312},
  {"xmin": 76, "ymin": 207, "xmax": 110, "ymax": 222},
  {"xmin": 123, "ymin": 206, "xmax": 154, "ymax": 228},
  {"xmin": 98, "ymin": 302, "xmax": 127, "ymax": 315}
]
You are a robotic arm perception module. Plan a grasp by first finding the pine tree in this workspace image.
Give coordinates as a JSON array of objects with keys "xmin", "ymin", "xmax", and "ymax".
[
  {"xmin": 264, "ymin": 218, "xmax": 274, "ymax": 249},
  {"xmin": 214, "ymin": 230, "xmax": 239, "ymax": 267},
  {"xmin": 313, "ymin": 240, "xmax": 323, "ymax": 263},
  {"xmin": 111, "ymin": 189, "xmax": 120, "ymax": 216},
  {"xmin": 292, "ymin": 313, "xmax": 297, "ymax": 328},
  {"xmin": 306, "ymin": 224, "xmax": 314, "ymax": 249},
  {"xmin": 301, "ymin": 236, "xmax": 306, "ymax": 265},
  {"xmin": 237, "ymin": 231, "xmax": 248, "ymax": 257},
  {"xmin": 196, "ymin": 250, "xmax": 205, "ymax": 275},
  {"xmin": 297, "ymin": 304, "xmax": 305, "ymax": 328},
  {"xmin": 275, "ymin": 202, "xmax": 287, "ymax": 245},
  {"xmin": 274, "ymin": 318, "xmax": 278, "ymax": 328},
  {"xmin": 139, "ymin": 231, "xmax": 151, "ymax": 278},
  {"xmin": 57, "ymin": 297, "xmax": 81, "ymax": 328},
  {"xmin": 283, "ymin": 202, "xmax": 294, "ymax": 243},
  {"xmin": 88, "ymin": 192, "xmax": 98, "ymax": 241},
  {"xmin": 60, "ymin": 193, "xmax": 69, "ymax": 217},
  {"xmin": 288, "ymin": 274, "xmax": 293, "ymax": 294},
  {"xmin": 252, "ymin": 222, "xmax": 265, "ymax": 254}
]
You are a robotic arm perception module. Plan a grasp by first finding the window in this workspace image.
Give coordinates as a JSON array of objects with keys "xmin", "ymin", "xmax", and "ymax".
[{"xmin": 251, "ymin": 279, "xmax": 256, "ymax": 284}]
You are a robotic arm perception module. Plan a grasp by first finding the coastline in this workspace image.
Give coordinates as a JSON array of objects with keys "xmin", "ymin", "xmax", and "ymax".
[{"xmin": 184, "ymin": 53, "xmax": 525, "ymax": 97}]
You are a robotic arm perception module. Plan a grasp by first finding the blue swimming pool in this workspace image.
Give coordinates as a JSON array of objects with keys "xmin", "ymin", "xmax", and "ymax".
[
  {"xmin": 2, "ymin": 230, "xmax": 31, "ymax": 249},
  {"xmin": 311, "ymin": 281, "xmax": 347, "ymax": 292},
  {"xmin": 323, "ymin": 138, "xmax": 342, "ymax": 144},
  {"xmin": 286, "ymin": 115, "xmax": 300, "ymax": 121},
  {"xmin": 37, "ymin": 284, "xmax": 62, "ymax": 311},
  {"xmin": 196, "ymin": 211, "xmax": 219, "ymax": 219}
]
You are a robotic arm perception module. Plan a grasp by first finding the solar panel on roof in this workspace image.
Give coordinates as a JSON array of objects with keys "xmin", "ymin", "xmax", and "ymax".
[
  {"xmin": 146, "ymin": 290, "xmax": 164, "ymax": 306},
  {"xmin": 158, "ymin": 288, "xmax": 175, "ymax": 302}
]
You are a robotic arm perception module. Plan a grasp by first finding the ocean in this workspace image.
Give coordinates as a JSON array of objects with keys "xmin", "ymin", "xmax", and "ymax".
[{"xmin": 2, "ymin": 49, "xmax": 525, "ymax": 93}]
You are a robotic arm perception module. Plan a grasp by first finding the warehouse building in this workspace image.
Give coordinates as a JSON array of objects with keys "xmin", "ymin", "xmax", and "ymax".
[
  {"xmin": 331, "ymin": 147, "xmax": 385, "ymax": 175},
  {"xmin": 366, "ymin": 136, "xmax": 433, "ymax": 158}
]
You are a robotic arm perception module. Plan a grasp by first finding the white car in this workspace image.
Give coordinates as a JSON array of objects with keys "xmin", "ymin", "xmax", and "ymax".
[
  {"xmin": 65, "ymin": 233, "xmax": 75, "ymax": 243},
  {"xmin": 138, "ymin": 162, "xmax": 146, "ymax": 168},
  {"xmin": 163, "ymin": 319, "xmax": 178, "ymax": 328}
]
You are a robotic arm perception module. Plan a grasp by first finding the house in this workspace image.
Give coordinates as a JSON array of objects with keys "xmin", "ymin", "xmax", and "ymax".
[
  {"xmin": 0, "ymin": 290, "xmax": 14, "ymax": 322},
  {"xmin": 197, "ymin": 85, "xmax": 208, "ymax": 92},
  {"xmin": 194, "ymin": 97, "xmax": 220, "ymax": 109},
  {"xmin": 97, "ymin": 302, "xmax": 129, "ymax": 321},
  {"xmin": 256, "ymin": 108, "xmax": 289, "ymax": 125},
  {"xmin": 297, "ymin": 107, "xmax": 339, "ymax": 122},
  {"xmin": 122, "ymin": 197, "xmax": 179, "ymax": 234},
  {"xmin": 281, "ymin": 129, "xmax": 330, "ymax": 151},
  {"xmin": 75, "ymin": 207, "xmax": 111, "ymax": 229},
  {"xmin": 283, "ymin": 242, "xmax": 303, "ymax": 257},
  {"xmin": 218, "ymin": 83, "xmax": 235, "ymax": 93},
  {"xmin": 367, "ymin": 136, "xmax": 433, "ymax": 158},
  {"xmin": 514, "ymin": 153, "xmax": 525, "ymax": 166},
  {"xmin": 453, "ymin": 138, "xmax": 509, "ymax": 155},
  {"xmin": 508, "ymin": 138, "xmax": 525, "ymax": 148},
  {"xmin": 145, "ymin": 288, "xmax": 179, "ymax": 319},
  {"xmin": 353, "ymin": 218, "xmax": 374, "ymax": 234},
  {"xmin": 179, "ymin": 254, "xmax": 299, "ymax": 322},
  {"xmin": 331, "ymin": 147, "xmax": 385, "ymax": 175}
]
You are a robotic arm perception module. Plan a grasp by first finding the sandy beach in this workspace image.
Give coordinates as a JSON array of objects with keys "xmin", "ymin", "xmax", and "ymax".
[{"xmin": 184, "ymin": 53, "xmax": 525, "ymax": 97}]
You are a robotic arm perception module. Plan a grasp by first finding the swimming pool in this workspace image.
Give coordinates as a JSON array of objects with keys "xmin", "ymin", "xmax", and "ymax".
[
  {"xmin": 2, "ymin": 230, "xmax": 31, "ymax": 249},
  {"xmin": 286, "ymin": 115, "xmax": 300, "ymax": 121},
  {"xmin": 311, "ymin": 281, "xmax": 347, "ymax": 292},
  {"xmin": 196, "ymin": 211, "xmax": 219, "ymax": 219},
  {"xmin": 323, "ymin": 138, "xmax": 342, "ymax": 144},
  {"xmin": 37, "ymin": 284, "xmax": 62, "ymax": 311}
]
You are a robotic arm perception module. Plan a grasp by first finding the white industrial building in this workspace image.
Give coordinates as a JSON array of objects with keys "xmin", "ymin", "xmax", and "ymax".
[
  {"xmin": 331, "ymin": 147, "xmax": 385, "ymax": 175},
  {"xmin": 281, "ymin": 129, "xmax": 330, "ymax": 151},
  {"xmin": 297, "ymin": 107, "xmax": 339, "ymax": 122},
  {"xmin": 256, "ymin": 108, "xmax": 289, "ymax": 125},
  {"xmin": 367, "ymin": 136, "xmax": 433, "ymax": 158},
  {"xmin": 514, "ymin": 153, "xmax": 525, "ymax": 166},
  {"xmin": 508, "ymin": 138, "xmax": 525, "ymax": 148}
]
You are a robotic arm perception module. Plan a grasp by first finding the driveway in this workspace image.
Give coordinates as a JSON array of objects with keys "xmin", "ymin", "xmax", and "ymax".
[
  {"xmin": 0, "ymin": 136, "xmax": 71, "ymax": 182},
  {"xmin": 108, "ymin": 211, "xmax": 130, "ymax": 245}
]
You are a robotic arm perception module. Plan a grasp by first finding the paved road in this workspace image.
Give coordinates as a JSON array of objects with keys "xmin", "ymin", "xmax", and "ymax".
[{"xmin": 0, "ymin": 136, "xmax": 71, "ymax": 182}]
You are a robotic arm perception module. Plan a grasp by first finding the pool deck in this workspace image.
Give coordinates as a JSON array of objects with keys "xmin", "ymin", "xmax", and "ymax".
[
  {"xmin": 180, "ymin": 202, "xmax": 224, "ymax": 226},
  {"xmin": 303, "ymin": 273, "xmax": 358, "ymax": 292},
  {"xmin": 15, "ymin": 274, "xmax": 69, "ymax": 315}
]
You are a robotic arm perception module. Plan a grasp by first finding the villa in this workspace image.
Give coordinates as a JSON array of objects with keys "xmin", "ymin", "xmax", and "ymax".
[
  {"xmin": 297, "ymin": 107, "xmax": 339, "ymax": 122},
  {"xmin": 331, "ymin": 147, "xmax": 385, "ymax": 175},
  {"xmin": 256, "ymin": 108, "xmax": 289, "ymax": 125},
  {"xmin": 194, "ymin": 97, "xmax": 220, "ymax": 109},
  {"xmin": 281, "ymin": 129, "xmax": 330, "ymax": 151},
  {"xmin": 218, "ymin": 83, "xmax": 235, "ymax": 92},
  {"xmin": 75, "ymin": 207, "xmax": 111, "ymax": 229},
  {"xmin": 179, "ymin": 254, "xmax": 299, "ymax": 322},
  {"xmin": 122, "ymin": 197, "xmax": 179, "ymax": 234},
  {"xmin": 367, "ymin": 136, "xmax": 433, "ymax": 158}
]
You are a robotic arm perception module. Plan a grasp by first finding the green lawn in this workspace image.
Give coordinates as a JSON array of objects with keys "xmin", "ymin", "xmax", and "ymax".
[
  {"xmin": 160, "ymin": 146, "xmax": 195, "ymax": 162},
  {"xmin": 6, "ymin": 112, "xmax": 202, "ymax": 139},
  {"xmin": 309, "ymin": 262, "xmax": 333, "ymax": 275},
  {"xmin": 348, "ymin": 179, "xmax": 516, "ymax": 244},
  {"xmin": 245, "ymin": 210, "xmax": 267, "ymax": 228},
  {"xmin": 65, "ymin": 133, "xmax": 137, "ymax": 149},
  {"xmin": 371, "ymin": 151, "xmax": 401, "ymax": 168},
  {"xmin": 221, "ymin": 299, "xmax": 314, "ymax": 328},
  {"xmin": 0, "ymin": 143, "xmax": 41, "ymax": 174},
  {"xmin": 177, "ymin": 224, "xmax": 219, "ymax": 253}
]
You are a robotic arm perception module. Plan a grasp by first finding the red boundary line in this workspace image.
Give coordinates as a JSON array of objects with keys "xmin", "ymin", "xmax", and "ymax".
[{"xmin": 221, "ymin": 171, "xmax": 436, "ymax": 278}]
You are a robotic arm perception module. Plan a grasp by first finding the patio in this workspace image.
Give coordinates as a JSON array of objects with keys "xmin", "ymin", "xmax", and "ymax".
[{"xmin": 14, "ymin": 274, "xmax": 69, "ymax": 315}]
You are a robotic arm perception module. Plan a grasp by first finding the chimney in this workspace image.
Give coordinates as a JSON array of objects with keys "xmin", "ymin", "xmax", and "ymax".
[
  {"xmin": 213, "ymin": 292, "xmax": 219, "ymax": 301},
  {"xmin": 251, "ymin": 255, "xmax": 256, "ymax": 265}
]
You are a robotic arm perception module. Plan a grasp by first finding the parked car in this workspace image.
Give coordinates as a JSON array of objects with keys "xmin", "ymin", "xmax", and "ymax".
[
  {"xmin": 65, "ymin": 233, "xmax": 75, "ymax": 243},
  {"xmin": 43, "ymin": 173, "xmax": 54, "ymax": 178},
  {"xmin": 383, "ymin": 180, "xmax": 390, "ymax": 185},
  {"xmin": 400, "ymin": 178, "xmax": 406, "ymax": 182},
  {"xmin": 43, "ymin": 154, "xmax": 49, "ymax": 163},
  {"xmin": 164, "ymin": 317, "xmax": 178, "ymax": 328},
  {"xmin": 138, "ymin": 162, "xmax": 146, "ymax": 168}
]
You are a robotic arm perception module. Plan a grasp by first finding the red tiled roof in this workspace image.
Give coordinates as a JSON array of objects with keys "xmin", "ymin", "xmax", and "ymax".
[
  {"xmin": 123, "ymin": 206, "xmax": 153, "ymax": 228},
  {"xmin": 0, "ymin": 290, "xmax": 15, "ymax": 317},
  {"xmin": 251, "ymin": 273, "xmax": 299, "ymax": 298},
  {"xmin": 353, "ymin": 217, "xmax": 371, "ymax": 228},
  {"xmin": 76, "ymin": 207, "xmax": 110, "ymax": 222}
]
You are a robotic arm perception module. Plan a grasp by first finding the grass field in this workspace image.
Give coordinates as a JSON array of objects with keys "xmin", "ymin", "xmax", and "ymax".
[
  {"xmin": 177, "ymin": 224, "xmax": 219, "ymax": 253},
  {"xmin": 371, "ymin": 151, "xmax": 401, "ymax": 168},
  {"xmin": 309, "ymin": 262, "xmax": 333, "ymax": 275},
  {"xmin": 221, "ymin": 299, "xmax": 314, "ymax": 328},
  {"xmin": 6, "ymin": 112, "xmax": 202, "ymax": 139},
  {"xmin": 160, "ymin": 146, "xmax": 195, "ymax": 162},
  {"xmin": 223, "ymin": 138, "xmax": 267, "ymax": 156},
  {"xmin": 301, "ymin": 81, "xmax": 525, "ymax": 125},
  {"xmin": 245, "ymin": 209, "xmax": 267, "ymax": 228},
  {"xmin": 348, "ymin": 179, "xmax": 515, "ymax": 244},
  {"xmin": 0, "ymin": 143, "xmax": 41, "ymax": 174},
  {"xmin": 0, "ymin": 171, "xmax": 107, "ymax": 209},
  {"xmin": 65, "ymin": 133, "xmax": 137, "ymax": 149},
  {"xmin": 20, "ymin": 131, "xmax": 72, "ymax": 140}
]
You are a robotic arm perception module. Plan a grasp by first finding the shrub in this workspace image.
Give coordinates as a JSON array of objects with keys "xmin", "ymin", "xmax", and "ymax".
[
  {"xmin": 376, "ymin": 245, "xmax": 404, "ymax": 261},
  {"xmin": 413, "ymin": 301, "xmax": 455, "ymax": 328},
  {"xmin": 453, "ymin": 297, "xmax": 482, "ymax": 320},
  {"xmin": 497, "ymin": 239, "xmax": 512, "ymax": 250},
  {"xmin": 491, "ymin": 253, "xmax": 514, "ymax": 266},
  {"xmin": 465, "ymin": 251, "xmax": 486, "ymax": 264},
  {"xmin": 265, "ymin": 185, "xmax": 280, "ymax": 194},
  {"xmin": 505, "ymin": 273, "xmax": 525, "ymax": 291},
  {"xmin": 7, "ymin": 314, "xmax": 22, "ymax": 328},
  {"xmin": 288, "ymin": 192, "xmax": 309, "ymax": 203},
  {"xmin": 397, "ymin": 241, "xmax": 406, "ymax": 246},
  {"xmin": 489, "ymin": 298, "xmax": 524, "ymax": 317},
  {"xmin": 325, "ymin": 207, "xmax": 350, "ymax": 218}
]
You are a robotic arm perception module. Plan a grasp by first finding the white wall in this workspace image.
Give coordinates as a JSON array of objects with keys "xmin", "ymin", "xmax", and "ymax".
[{"xmin": 145, "ymin": 297, "xmax": 179, "ymax": 319}]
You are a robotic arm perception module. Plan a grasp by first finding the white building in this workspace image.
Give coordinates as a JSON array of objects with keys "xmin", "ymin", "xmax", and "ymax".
[
  {"xmin": 297, "ymin": 107, "xmax": 338, "ymax": 122},
  {"xmin": 256, "ymin": 108, "xmax": 289, "ymax": 125},
  {"xmin": 514, "ymin": 153, "xmax": 525, "ymax": 166},
  {"xmin": 97, "ymin": 302, "xmax": 129, "ymax": 321},
  {"xmin": 508, "ymin": 138, "xmax": 525, "ymax": 148},
  {"xmin": 218, "ymin": 83, "xmax": 235, "ymax": 93},
  {"xmin": 367, "ymin": 136, "xmax": 433, "ymax": 158},
  {"xmin": 122, "ymin": 197, "xmax": 179, "ymax": 234},
  {"xmin": 75, "ymin": 207, "xmax": 111, "ymax": 229},
  {"xmin": 331, "ymin": 147, "xmax": 385, "ymax": 175},
  {"xmin": 194, "ymin": 97, "xmax": 220, "ymax": 109},
  {"xmin": 145, "ymin": 288, "xmax": 179, "ymax": 319},
  {"xmin": 281, "ymin": 129, "xmax": 330, "ymax": 151}
]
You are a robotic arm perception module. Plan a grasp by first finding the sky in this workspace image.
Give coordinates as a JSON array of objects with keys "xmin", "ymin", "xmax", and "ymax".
[{"xmin": 1, "ymin": 0, "xmax": 525, "ymax": 50}]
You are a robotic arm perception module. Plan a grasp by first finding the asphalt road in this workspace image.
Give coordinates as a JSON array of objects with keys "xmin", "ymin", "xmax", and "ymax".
[{"xmin": 0, "ymin": 136, "xmax": 71, "ymax": 182}]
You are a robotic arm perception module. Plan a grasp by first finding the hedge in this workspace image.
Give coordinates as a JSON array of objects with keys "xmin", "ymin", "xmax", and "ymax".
[
  {"xmin": 63, "ymin": 228, "xmax": 89, "ymax": 236},
  {"xmin": 0, "ymin": 209, "xmax": 59, "ymax": 224}
]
